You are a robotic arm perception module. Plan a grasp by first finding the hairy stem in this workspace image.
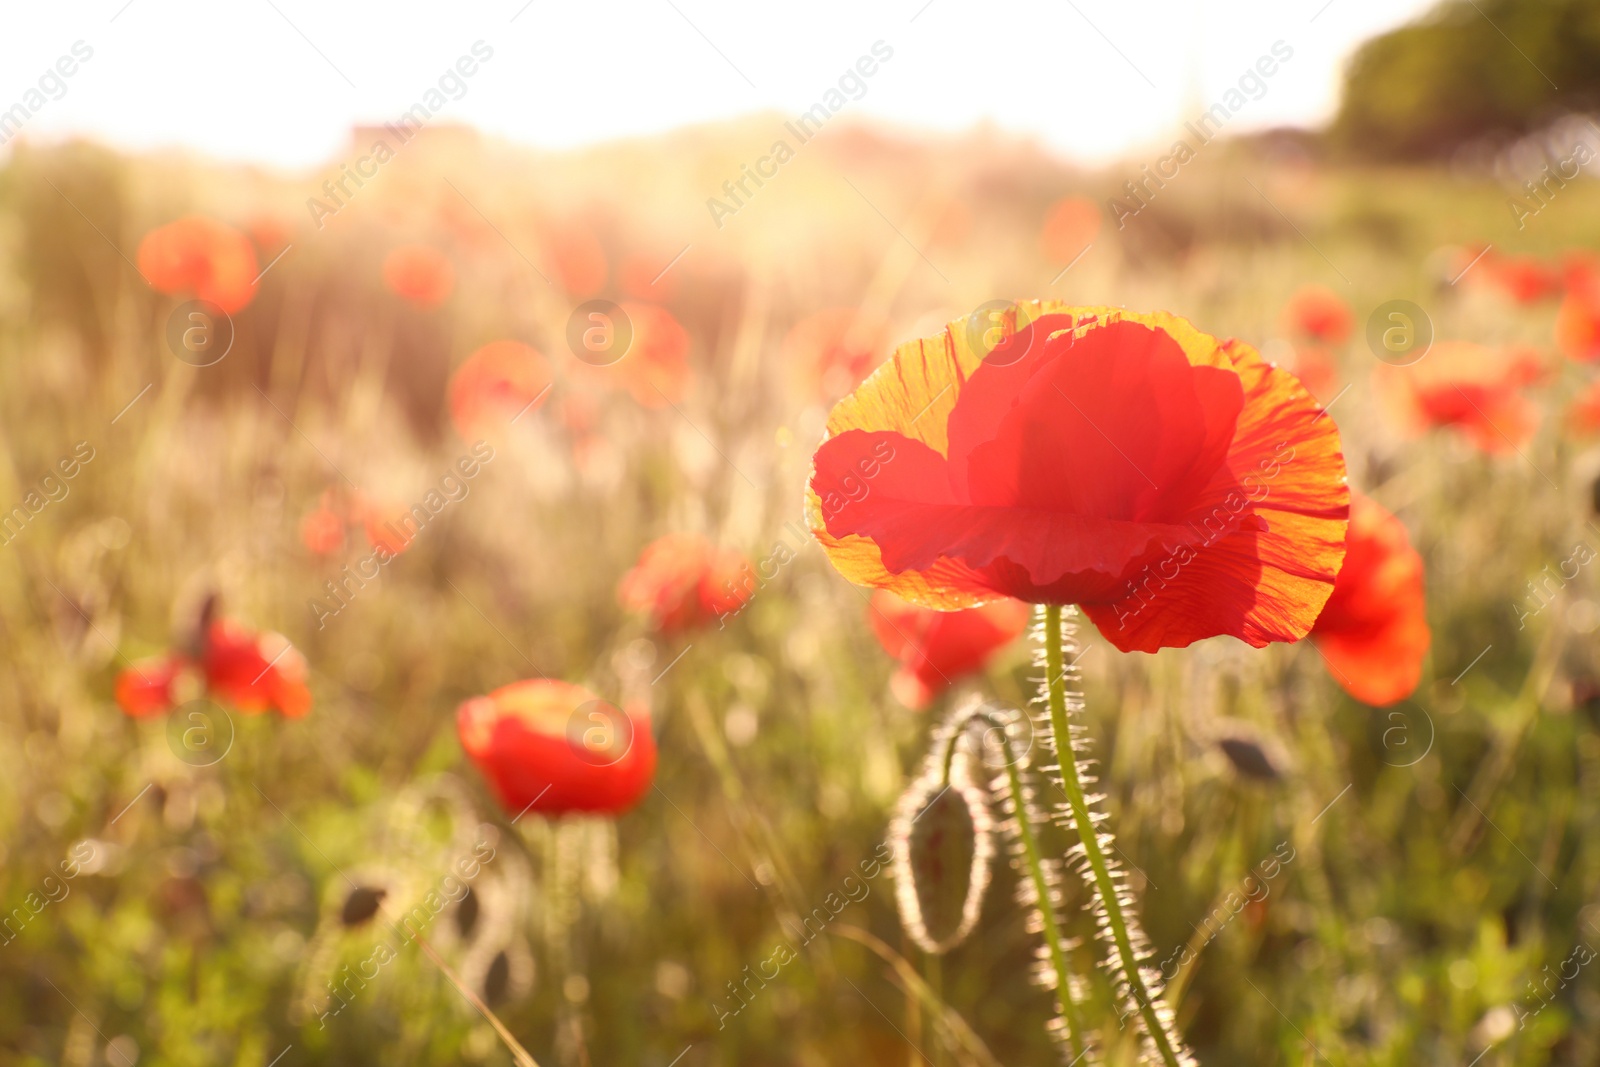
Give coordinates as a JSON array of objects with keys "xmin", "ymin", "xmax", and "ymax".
[
  {"xmin": 935, "ymin": 706, "xmax": 1086, "ymax": 1060},
  {"xmin": 1042, "ymin": 604, "xmax": 1182, "ymax": 1067}
]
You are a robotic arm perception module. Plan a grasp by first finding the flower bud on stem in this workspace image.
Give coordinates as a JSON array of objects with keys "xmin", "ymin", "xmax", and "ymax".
[{"xmin": 926, "ymin": 700, "xmax": 1088, "ymax": 1062}]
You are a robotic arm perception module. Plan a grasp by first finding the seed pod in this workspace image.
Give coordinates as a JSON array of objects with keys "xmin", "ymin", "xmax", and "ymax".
[
  {"xmin": 1216, "ymin": 735, "xmax": 1281, "ymax": 782},
  {"xmin": 455, "ymin": 885, "xmax": 481, "ymax": 939},
  {"xmin": 890, "ymin": 750, "xmax": 995, "ymax": 955},
  {"xmin": 340, "ymin": 885, "xmax": 388, "ymax": 927}
]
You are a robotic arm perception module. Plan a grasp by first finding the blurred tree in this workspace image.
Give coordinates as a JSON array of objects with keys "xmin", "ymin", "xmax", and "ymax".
[{"xmin": 1332, "ymin": 0, "xmax": 1600, "ymax": 158}]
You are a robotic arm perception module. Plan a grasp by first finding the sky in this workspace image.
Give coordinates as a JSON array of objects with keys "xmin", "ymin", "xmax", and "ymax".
[{"xmin": 1, "ymin": 0, "xmax": 1439, "ymax": 170}]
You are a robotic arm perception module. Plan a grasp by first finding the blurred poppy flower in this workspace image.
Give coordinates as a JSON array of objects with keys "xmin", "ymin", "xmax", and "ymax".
[
  {"xmin": 781, "ymin": 307, "xmax": 886, "ymax": 401},
  {"xmin": 806, "ymin": 302, "xmax": 1350, "ymax": 653},
  {"xmin": 1039, "ymin": 196, "xmax": 1101, "ymax": 264},
  {"xmin": 1557, "ymin": 274, "xmax": 1600, "ymax": 363},
  {"xmin": 1379, "ymin": 341, "xmax": 1539, "ymax": 453},
  {"xmin": 1502, "ymin": 343, "xmax": 1547, "ymax": 386},
  {"xmin": 560, "ymin": 391, "xmax": 597, "ymax": 438},
  {"xmin": 448, "ymin": 340, "xmax": 552, "ymax": 437},
  {"xmin": 1446, "ymin": 244, "xmax": 1493, "ymax": 287},
  {"xmin": 457, "ymin": 680, "xmax": 655, "ymax": 816},
  {"xmin": 1310, "ymin": 494, "xmax": 1429, "ymax": 706},
  {"xmin": 1568, "ymin": 379, "xmax": 1600, "ymax": 436},
  {"xmin": 116, "ymin": 618, "xmax": 311, "ymax": 718},
  {"xmin": 247, "ymin": 214, "xmax": 291, "ymax": 253},
  {"xmin": 1289, "ymin": 343, "xmax": 1339, "ymax": 402},
  {"xmin": 868, "ymin": 589, "xmax": 1029, "ymax": 708},
  {"xmin": 559, "ymin": 392, "xmax": 604, "ymax": 468},
  {"xmin": 299, "ymin": 500, "xmax": 346, "ymax": 555},
  {"xmin": 436, "ymin": 195, "xmax": 496, "ymax": 249},
  {"xmin": 1485, "ymin": 253, "xmax": 1560, "ymax": 305},
  {"xmin": 618, "ymin": 533, "xmax": 752, "ymax": 633},
  {"xmin": 1283, "ymin": 285, "xmax": 1352, "ymax": 344},
  {"xmin": 548, "ymin": 225, "xmax": 607, "ymax": 297},
  {"xmin": 382, "ymin": 244, "xmax": 455, "ymax": 308},
  {"xmin": 136, "ymin": 216, "xmax": 259, "ymax": 313},
  {"xmin": 299, "ymin": 487, "xmax": 412, "ymax": 557},
  {"xmin": 355, "ymin": 498, "xmax": 418, "ymax": 557},
  {"xmin": 613, "ymin": 302, "xmax": 692, "ymax": 408},
  {"xmin": 1561, "ymin": 251, "xmax": 1600, "ymax": 292}
]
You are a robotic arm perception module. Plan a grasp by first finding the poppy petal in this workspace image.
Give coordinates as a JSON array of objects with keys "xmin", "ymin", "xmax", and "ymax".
[
  {"xmin": 115, "ymin": 655, "xmax": 185, "ymax": 718},
  {"xmin": 1310, "ymin": 494, "xmax": 1430, "ymax": 705},
  {"xmin": 1085, "ymin": 338, "xmax": 1349, "ymax": 650},
  {"xmin": 869, "ymin": 590, "xmax": 1030, "ymax": 708}
]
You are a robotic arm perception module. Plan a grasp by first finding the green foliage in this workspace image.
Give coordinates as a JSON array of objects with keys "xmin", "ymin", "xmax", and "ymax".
[{"xmin": 1332, "ymin": 0, "xmax": 1600, "ymax": 158}]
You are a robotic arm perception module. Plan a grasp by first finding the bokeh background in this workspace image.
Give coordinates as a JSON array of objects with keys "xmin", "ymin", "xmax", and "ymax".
[{"xmin": 5, "ymin": 0, "xmax": 1600, "ymax": 1064}]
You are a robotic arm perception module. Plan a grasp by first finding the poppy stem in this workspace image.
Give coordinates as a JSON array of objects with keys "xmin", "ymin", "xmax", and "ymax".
[
  {"xmin": 935, "ymin": 703, "xmax": 1087, "ymax": 1061},
  {"xmin": 1042, "ymin": 604, "xmax": 1187, "ymax": 1067}
]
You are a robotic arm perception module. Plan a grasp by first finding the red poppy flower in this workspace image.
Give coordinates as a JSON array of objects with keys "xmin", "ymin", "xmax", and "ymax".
[
  {"xmin": 115, "ymin": 656, "xmax": 188, "ymax": 718},
  {"xmin": 1448, "ymin": 244, "xmax": 1493, "ymax": 286},
  {"xmin": 1283, "ymin": 285, "xmax": 1352, "ymax": 344},
  {"xmin": 1503, "ymin": 344, "xmax": 1547, "ymax": 387},
  {"xmin": 1039, "ymin": 196, "xmax": 1101, "ymax": 264},
  {"xmin": 136, "ymin": 216, "xmax": 259, "ymax": 313},
  {"xmin": 300, "ymin": 503, "xmax": 346, "ymax": 555},
  {"xmin": 1562, "ymin": 251, "xmax": 1600, "ymax": 292},
  {"xmin": 617, "ymin": 533, "xmax": 752, "ymax": 633},
  {"xmin": 1557, "ymin": 274, "xmax": 1600, "ymax": 363},
  {"xmin": 355, "ymin": 498, "xmax": 417, "ymax": 557},
  {"xmin": 1567, "ymin": 379, "xmax": 1600, "ymax": 436},
  {"xmin": 247, "ymin": 213, "xmax": 291, "ymax": 253},
  {"xmin": 781, "ymin": 308, "xmax": 886, "ymax": 400},
  {"xmin": 1310, "ymin": 494, "xmax": 1429, "ymax": 705},
  {"xmin": 607, "ymin": 303, "xmax": 692, "ymax": 408},
  {"xmin": 806, "ymin": 302, "xmax": 1350, "ymax": 653},
  {"xmin": 448, "ymin": 340, "xmax": 552, "ymax": 438},
  {"xmin": 382, "ymin": 244, "xmax": 455, "ymax": 308},
  {"xmin": 548, "ymin": 226, "xmax": 607, "ymax": 297},
  {"xmin": 558, "ymin": 392, "xmax": 604, "ymax": 468},
  {"xmin": 868, "ymin": 589, "xmax": 1029, "ymax": 708},
  {"xmin": 1379, "ymin": 341, "xmax": 1539, "ymax": 453},
  {"xmin": 1289, "ymin": 343, "xmax": 1339, "ymax": 402},
  {"xmin": 115, "ymin": 618, "xmax": 311, "ymax": 718},
  {"xmin": 1485, "ymin": 253, "xmax": 1560, "ymax": 305},
  {"xmin": 560, "ymin": 392, "xmax": 597, "ymax": 437},
  {"xmin": 457, "ymin": 680, "xmax": 655, "ymax": 816}
]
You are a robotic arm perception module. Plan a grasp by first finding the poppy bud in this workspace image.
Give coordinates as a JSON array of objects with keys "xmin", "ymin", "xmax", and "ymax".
[
  {"xmin": 889, "ymin": 753, "xmax": 995, "ymax": 955},
  {"xmin": 1216, "ymin": 735, "xmax": 1282, "ymax": 782},
  {"xmin": 340, "ymin": 886, "xmax": 387, "ymax": 927},
  {"xmin": 455, "ymin": 885, "xmax": 480, "ymax": 939}
]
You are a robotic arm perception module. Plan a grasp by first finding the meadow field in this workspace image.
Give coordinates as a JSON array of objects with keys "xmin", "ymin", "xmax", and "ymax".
[{"xmin": 3, "ymin": 116, "xmax": 1600, "ymax": 1066}]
